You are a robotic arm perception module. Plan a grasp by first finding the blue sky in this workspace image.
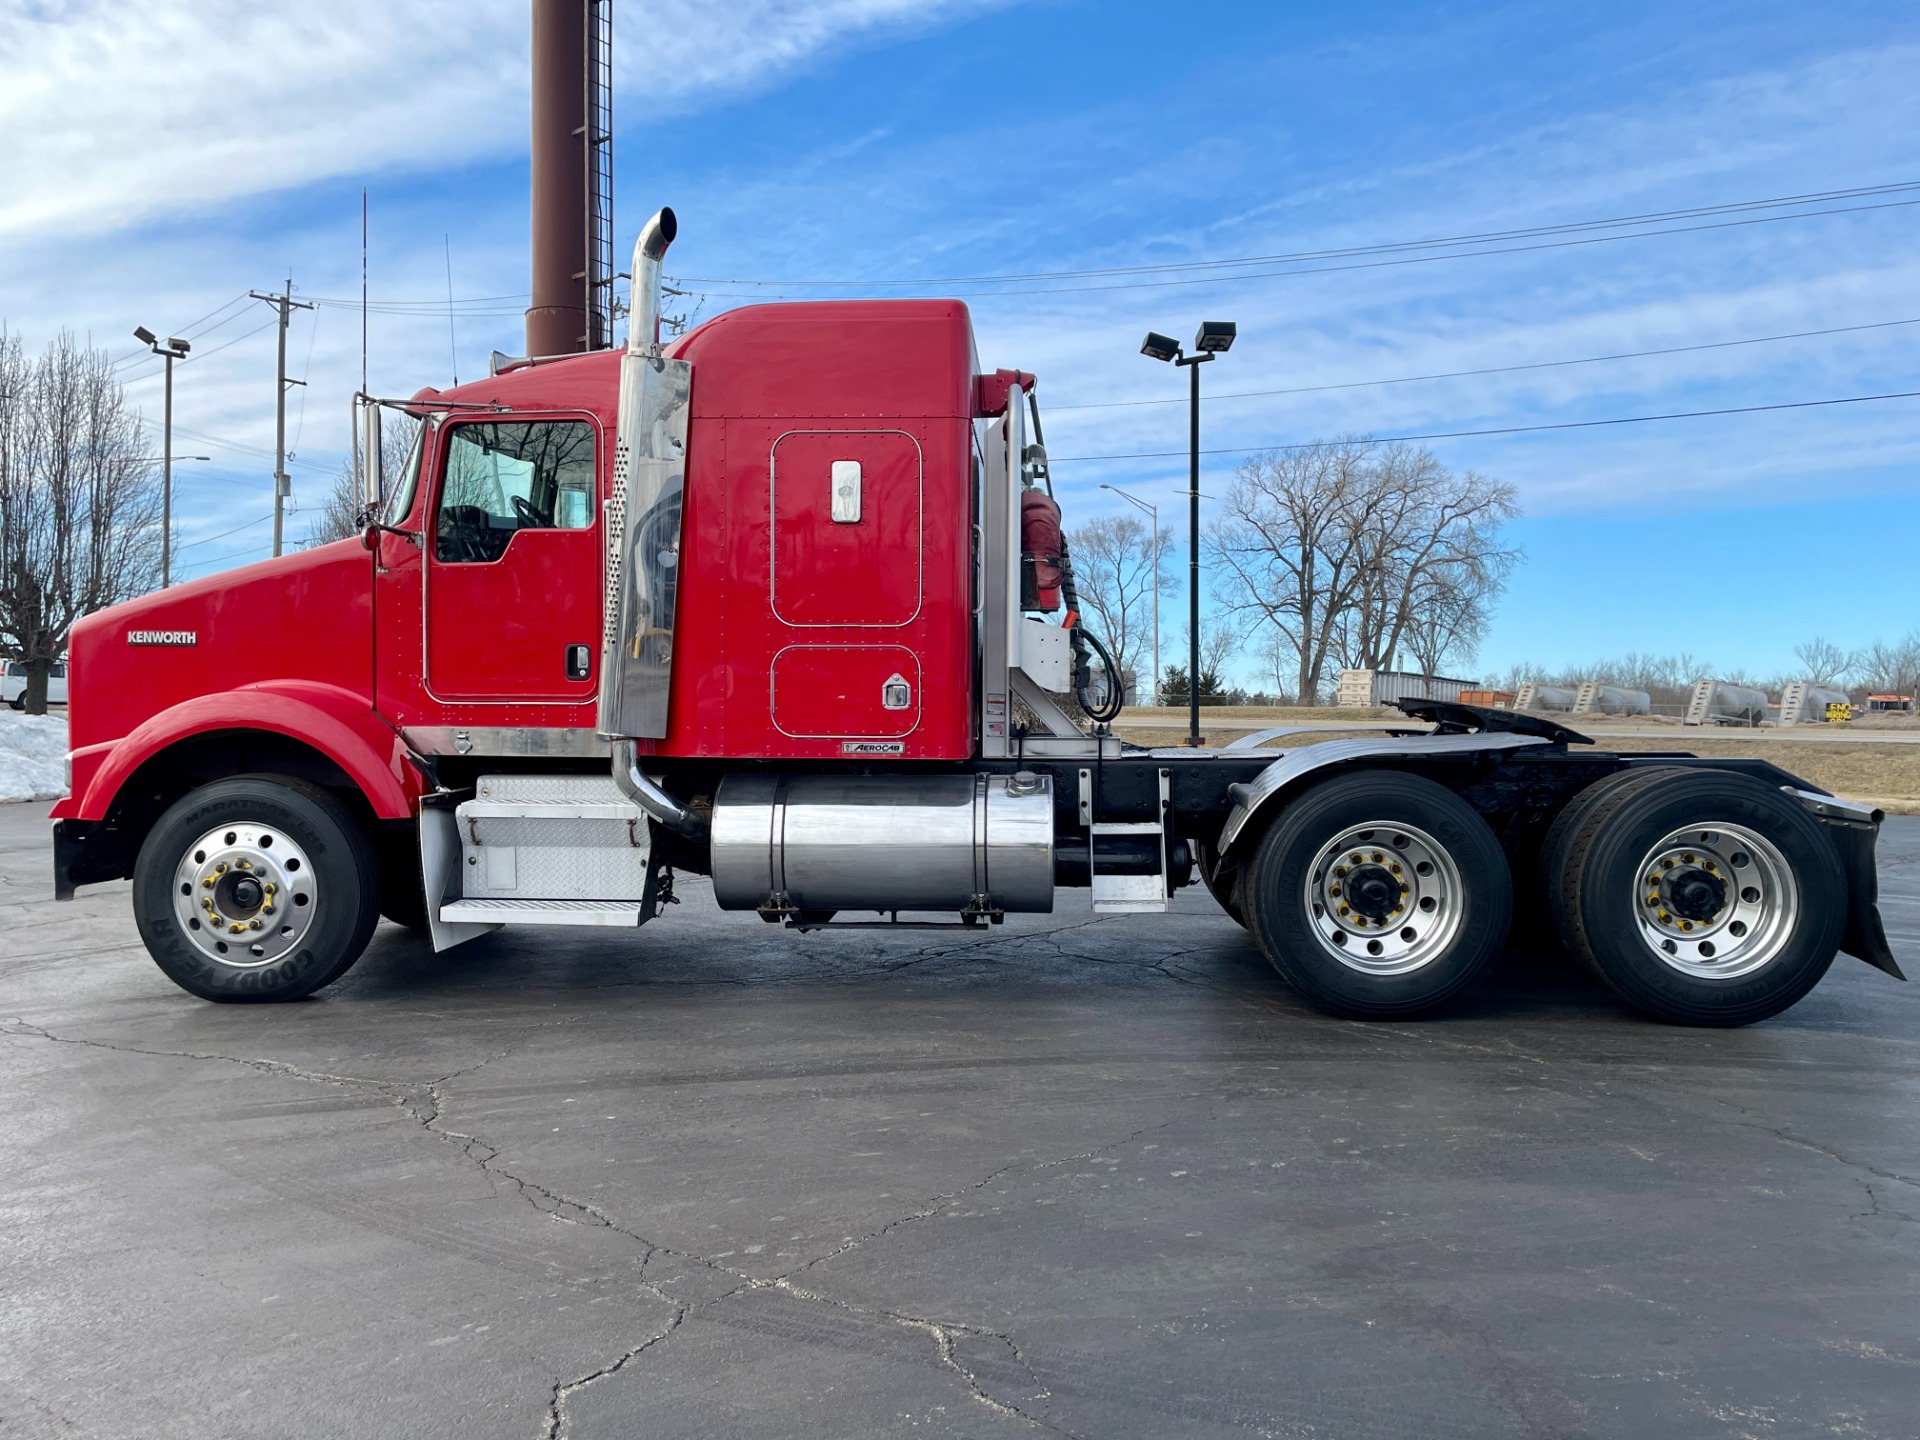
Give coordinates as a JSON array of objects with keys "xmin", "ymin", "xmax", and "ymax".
[{"xmin": 3, "ymin": 0, "xmax": 1915, "ymax": 684}]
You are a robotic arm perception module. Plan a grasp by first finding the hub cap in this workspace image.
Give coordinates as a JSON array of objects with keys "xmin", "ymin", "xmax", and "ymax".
[
  {"xmin": 1634, "ymin": 823, "xmax": 1797, "ymax": 980},
  {"xmin": 171, "ymin": 823, "xmax": 316, "ymax": 967},
  {"xmin": 1304, "ymin": 822, "xmax": 1464, "ymax": 975}
]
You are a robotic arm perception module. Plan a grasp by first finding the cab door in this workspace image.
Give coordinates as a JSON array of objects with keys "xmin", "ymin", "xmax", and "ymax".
[{"xmin": 422, "ymin": 416, "xmax": 602, "ymax": 704}]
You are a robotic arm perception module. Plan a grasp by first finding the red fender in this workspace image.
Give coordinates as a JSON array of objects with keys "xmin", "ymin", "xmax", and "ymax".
[{"xmin": 58, "ymin": 681, "xmax": 416, "ymax": 822}]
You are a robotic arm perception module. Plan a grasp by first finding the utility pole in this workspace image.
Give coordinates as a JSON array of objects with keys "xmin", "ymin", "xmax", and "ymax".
[{"xmin": 251, "ymin": 282, "xmax": 315, "ymax": 556}]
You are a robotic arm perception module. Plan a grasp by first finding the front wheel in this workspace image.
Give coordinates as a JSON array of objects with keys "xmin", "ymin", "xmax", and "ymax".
[
  {"xmin": 1243, "ymin": 771, "xmax": 1512, "ymax": 1018},
  {"xmin": 132, "ymin": 776, "xmax": 382, "ymax": 1002}
]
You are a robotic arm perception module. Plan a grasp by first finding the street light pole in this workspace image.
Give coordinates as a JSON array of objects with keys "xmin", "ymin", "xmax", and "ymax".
[
  {"xmin": 133, "ymin": 327, "xmax": 192, "ymax": 586},
  {"xmin": 1099, "ymin": 483, "xmax": 1159, "ymax": 707},
  {"xmin": 1139, "ymin": 321, "xmax": 1235, "ymax": 747}
]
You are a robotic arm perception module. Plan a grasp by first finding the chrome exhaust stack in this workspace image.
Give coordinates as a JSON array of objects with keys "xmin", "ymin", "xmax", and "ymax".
[
  {"xmin": 628, "ymin": 208, "xmax": 677, "ymax": 358},
  {"xmin": 600, "ymin": 207, "xmax": 701, "ymax": 839},
  {"xmin": 598, "ymin": 207, "xmax": 692, "ymax": 744}
]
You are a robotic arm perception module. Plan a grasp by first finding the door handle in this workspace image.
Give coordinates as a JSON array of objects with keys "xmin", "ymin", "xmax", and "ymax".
[{"xmin": 565, "ymin": 644, "xmax": 592, "ymax": 681}]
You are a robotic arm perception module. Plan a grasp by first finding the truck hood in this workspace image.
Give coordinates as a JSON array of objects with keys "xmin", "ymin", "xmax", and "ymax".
[{"xmin": 66, "ymin": 540, "xmax": 376, "ymax": 755}]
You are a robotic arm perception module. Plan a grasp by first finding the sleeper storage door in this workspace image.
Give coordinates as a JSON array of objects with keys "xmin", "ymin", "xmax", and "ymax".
[
  {"xmin": 423, "ymin": 418, "xmax": 602, "ymax": 705},
  {"xmin": 767, "ymin": 429, "xmax": 924, "ymax": 743}
]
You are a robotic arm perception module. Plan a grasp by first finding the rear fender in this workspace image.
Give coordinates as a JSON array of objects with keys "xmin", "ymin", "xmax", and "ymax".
[
  {"xmin": 1213, "ymin": 733, "xmax": 1552, "ymax": 868},
  {"xmin": 69, "ymin": 682, "xmax": 415, "ymax": 823}
]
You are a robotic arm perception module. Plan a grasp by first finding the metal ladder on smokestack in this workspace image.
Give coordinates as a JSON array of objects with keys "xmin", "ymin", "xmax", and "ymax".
[{"xmin": 584, "ymin": 0, "xmax": 615, "ymax": 349}]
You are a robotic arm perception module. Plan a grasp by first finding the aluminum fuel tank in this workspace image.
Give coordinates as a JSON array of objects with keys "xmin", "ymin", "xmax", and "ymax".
[{"xmin": 710, "ymin": 772, "xmax": 1054, "ymax": 914}]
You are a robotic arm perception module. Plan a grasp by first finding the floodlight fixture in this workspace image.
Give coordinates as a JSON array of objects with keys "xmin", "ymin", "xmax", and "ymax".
[
  {"xmin": 167, "ymin": 337, "xmax": 191, "ymax": 354},
  {"xmin": 133, "ymin": 325, "xmax": 157, "ymax": 345},
  {"xmin": 1140, "ymin": 331, "xmax": 1182, "ymax": 363},
  {"xmin": 1193, "ymin": 320, "xmax": 1236, "ymax": 354}
]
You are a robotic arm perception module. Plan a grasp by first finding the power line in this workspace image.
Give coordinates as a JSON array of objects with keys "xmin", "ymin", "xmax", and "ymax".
[
  {"xmin": 678, "ymin": 197, "xmax": 1920, "ymax": 299},
  {"xmin": 118, "ymin": 317, "xmax": 281, "ymax": 385},
  {"xmin": 1047, "ymin": 389, "xmax": 1920, "ymax": 464},
  {"xmin": 176, "ymin": 514, "xmax": 273, "ymax": 551},
  {"xmin": 169, "ymin": 422, "xmax": 331, "ymax": 474},
  {"xmin": 1045, "ymin": 316, "xmax": 1920, "ymax": 412},
  {"xmin": 107, "ymin": 292, "xmax": 252, "ymax": 371},
  {"xmin": 669, "ymin": 180, "xmax": 1920, "ymax": 291},
  {"xmin": 293, "ymin": 181, "xmax": 1920, "ymax": 309}
]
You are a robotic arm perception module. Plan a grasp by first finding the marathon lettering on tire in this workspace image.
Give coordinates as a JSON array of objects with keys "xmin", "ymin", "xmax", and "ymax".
[
  {"xmin": 127, "ymin": 630, "xmax": 198, "ymax": 646},
  {"xmin": 842, "ymin": 741, "xmax": 906, "ymax": 755}
]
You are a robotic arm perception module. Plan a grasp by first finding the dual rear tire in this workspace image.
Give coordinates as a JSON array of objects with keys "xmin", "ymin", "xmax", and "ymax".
[
  {"xmin": 1539, "ymin": 767, "xmax": 1843, "ymax": 1026},
  {"xmin": 1232, "ymin": 765, "xmax": 1845, "ymax": 1026}
]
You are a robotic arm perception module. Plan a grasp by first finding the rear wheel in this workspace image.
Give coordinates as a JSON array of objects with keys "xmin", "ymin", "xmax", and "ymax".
[
  {"xmin": 133, "ymin": 776, "xmax": 381, "ymax": 1002},
  {"xmin": 1548, "ymin": 769, "xmax": 1844, "ymax": 1025},
  {"xmin": 1243, "ymin": 771, "xmax": 1512, "ymax": 1018},
  {"xmin": 1539, "ymin": 766, "xmax": 1690, "ymax": 973}
]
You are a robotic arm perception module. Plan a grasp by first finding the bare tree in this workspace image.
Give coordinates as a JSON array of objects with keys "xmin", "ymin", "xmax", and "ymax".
[
  {"xmin": 1065, "ymin": 513, "xmax": 1170, "ymax": 704},
  {"xmin": 1167, "ymin": 612, "xmax": 1240, "ymax": 705},
  {"xmin": 304, "ymin": 413, "xmax": 420, "ymax": 547},
  {"xmin": 1211, "ymin": 439, "xmax": 1520, "ymax": 701},
  {"xmin": 0, "ymin": 331, "xmax": 162, "ymax": 712},
  {"xmin": 1854, "ymin": 631, "xmax": 1920, "ymax": 700},
  {"xmin": 1792, "ymin": 636, "xmax": 1854, "ymax": 687}
]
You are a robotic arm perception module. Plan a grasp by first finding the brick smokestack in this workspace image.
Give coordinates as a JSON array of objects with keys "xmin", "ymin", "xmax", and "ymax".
[{"xmin": 526, "ymin": 0, "xmax": 589, "ymax": 356}]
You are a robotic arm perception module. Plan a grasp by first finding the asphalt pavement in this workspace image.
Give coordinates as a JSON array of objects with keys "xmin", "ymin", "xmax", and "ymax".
[{"xmin": 3, "ymin": 801, "xmax": 1918, "ymax": 1439}]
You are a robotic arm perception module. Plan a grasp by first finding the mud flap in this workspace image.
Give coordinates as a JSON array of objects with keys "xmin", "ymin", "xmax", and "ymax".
[
  {"xmin": 1825, "ymin": 814, "xmax": 1905, "ymax": 980},
  {"xmin": 419, "ymin": 800, "xmax": 500, "ymax": 952}
]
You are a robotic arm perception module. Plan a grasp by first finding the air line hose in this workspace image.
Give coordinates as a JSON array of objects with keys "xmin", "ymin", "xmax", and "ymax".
[{"xmin": 1055, "ymin": 534, "xmax": 1125, "ymax": 724}]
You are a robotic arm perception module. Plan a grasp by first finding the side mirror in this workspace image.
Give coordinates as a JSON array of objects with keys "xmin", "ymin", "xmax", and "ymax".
[{"xmin": 356, "ymin": 396, "xmax": 383, "ymax": 510}]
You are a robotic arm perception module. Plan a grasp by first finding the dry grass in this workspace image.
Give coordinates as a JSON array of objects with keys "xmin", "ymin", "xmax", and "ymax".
[
  {"xmin": 1569, "ymin": 736, "xmax": 1920, "ymax": 814},
  {"xmin": 1112, "ymin": 707, "xmax": 1920, "ymax": 813}
]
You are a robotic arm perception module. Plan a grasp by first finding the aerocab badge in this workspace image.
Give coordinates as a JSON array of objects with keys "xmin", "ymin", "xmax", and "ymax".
[{"xmin": 126, "ymin": 630, "xmax": 198, "ymax": 646}]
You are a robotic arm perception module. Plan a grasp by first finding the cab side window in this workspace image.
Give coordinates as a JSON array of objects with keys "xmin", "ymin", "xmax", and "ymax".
[{"xmin": 435, "ymin": 420, "xmax": 595, "ymax": 563}]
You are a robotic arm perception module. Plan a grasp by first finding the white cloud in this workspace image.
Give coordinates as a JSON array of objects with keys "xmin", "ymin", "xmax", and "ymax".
[{"xmin": 0, "ymin": 0, "xmax": 994, "ymax": 241}]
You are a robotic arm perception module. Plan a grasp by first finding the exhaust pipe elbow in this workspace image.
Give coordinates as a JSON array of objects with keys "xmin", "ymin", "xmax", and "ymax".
[
  {"xmin": 628, "ymin": 207, "xmax": 678, "ymax": 356},
  {"xmin": 612, "ymin": 739, "xmax": 708, "ymax": 843}
]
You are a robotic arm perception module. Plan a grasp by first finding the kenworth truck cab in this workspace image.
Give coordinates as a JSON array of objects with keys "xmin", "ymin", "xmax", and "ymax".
[{"xmin": 50, "ymin": 210, "xmax": 1903, "ymax": 1025}]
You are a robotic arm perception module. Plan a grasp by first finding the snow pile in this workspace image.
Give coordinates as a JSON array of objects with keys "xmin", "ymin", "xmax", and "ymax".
[{"xmin": 0, "ymin": 711, "xmax": 69, "ymax": 803}]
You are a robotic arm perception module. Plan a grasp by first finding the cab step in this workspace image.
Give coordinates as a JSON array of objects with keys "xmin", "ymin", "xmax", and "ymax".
[
  {"xmin": 1088, "ymin": 770, "xmax": 1172, "ymax": 913},
  {"xmin": 439, "ymin": 898, "xmax": 644, "ymax": 927}
]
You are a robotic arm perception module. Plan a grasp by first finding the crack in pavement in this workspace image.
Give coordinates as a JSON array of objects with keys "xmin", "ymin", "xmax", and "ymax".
[
  {"xmin": 0, "ymin": 1014, "xmax": 1160, "ymax": 1438},
  {"xmin": 1701, "ymin": 1094, "xmax": 1920, "ymax": 1196}
]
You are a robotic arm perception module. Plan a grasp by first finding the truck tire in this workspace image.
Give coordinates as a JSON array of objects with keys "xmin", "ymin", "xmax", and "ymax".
[
  {"xmin": 1242, "ymin": 771, "xmax": 1512, "ymax": 1018},
  {"xmin": 1195, "ymin": 839, "xmax": 1248, "ymax": 928},
  {"xmin": 1539, "ymin": 766, "xmax": 1690, "ymax": 974},
  {"xmin": 132, "ymin": 776, "xmax": 382, "ymax": 1002},
  {"xmin": 1550, "ymin": 769, "xmax": 1845, "ymax": 1026}
]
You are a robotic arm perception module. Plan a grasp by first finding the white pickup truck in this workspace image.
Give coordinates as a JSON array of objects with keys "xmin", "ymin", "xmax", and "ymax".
[{"xmin": 2, "ymin": 660, "xmax": 67, "ymax": 709}]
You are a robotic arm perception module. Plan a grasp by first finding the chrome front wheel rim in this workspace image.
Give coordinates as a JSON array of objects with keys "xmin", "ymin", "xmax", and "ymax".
[
  {"xmin": 1304, "ymin": 821, "xmax": 1465, "ymax": 975},
  {"xmin": 1633, "ymin": 822, "xmax": 1797, "ymax": 980},
  {"xmin": 170, "ymin": 822, "xmax": 317, "ymax": 967}
]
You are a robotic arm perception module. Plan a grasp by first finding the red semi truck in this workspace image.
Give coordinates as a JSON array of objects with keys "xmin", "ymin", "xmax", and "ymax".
[{"xmin": 49, "ymin": 210, "xmax": 1903, "ymax": 1024}]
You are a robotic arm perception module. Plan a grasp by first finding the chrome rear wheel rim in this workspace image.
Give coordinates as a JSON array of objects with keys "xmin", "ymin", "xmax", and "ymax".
[
  {"xmin": 171, "ymin": 822, "xmax": 317, "ymax": 967},
  {"xmin": 1304, "ymin": 821, "xmax": 1464, "ymax": 975},
  {"xmin": 1633, "ymin": 822, "xmax": 1797, "ymax": 980}
]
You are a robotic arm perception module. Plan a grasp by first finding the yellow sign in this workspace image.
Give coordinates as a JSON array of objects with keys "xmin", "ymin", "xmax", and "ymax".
[{"xmin": 1825, "ymin": 702, "xmax": 1853, "ymax": 723}]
